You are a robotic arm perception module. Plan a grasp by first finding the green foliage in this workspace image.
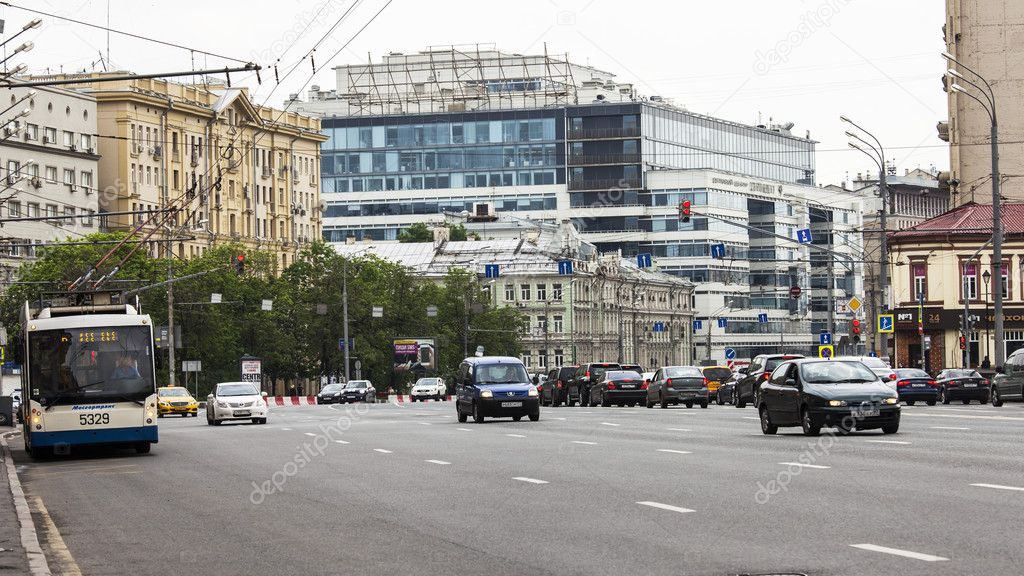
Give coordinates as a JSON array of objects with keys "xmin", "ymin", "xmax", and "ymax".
[
  {"xmin": 397, "ymin": 223, "xmax": 433, "ymax": 243},
  {"xmin": 448, "ymin": 224, "xmax": 469, "ymax": 242}
]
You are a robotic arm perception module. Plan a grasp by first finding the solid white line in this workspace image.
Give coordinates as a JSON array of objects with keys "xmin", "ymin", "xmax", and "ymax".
[
  {"xmin": 930, "ymin": 426, "xmax": 970, "ymax": 430},
  {"xmin": 636, "ymin": 501, "xmax": 695, "ymax": 514},
  {"xmin": 506, "ymin": 433, "xmax": 526, "ymax": 438},
  {"xmin": 513, "ymin": 477, "xmax": 548, "ymax": 484},
  {"xmin": 304, "ymin": 432, "xmax": 317, "ymax": 436},
  {"xmin": 335, "ymin": 440, "xmax": 349, "ymax": 444},
  {"xmin": 849, "ymin": 543, "xmax": 948, "ymax": 562},
  {"xmin": 666, "ymin": 428, "xmax": 692, "ymax": 432},
  {"xmin": 425, "ymin": 460, "xmax": 451, "ymax": 465},
  {"xmin": 456, "ymin": 428, "xmax": 472, "ymax": 431},
  {"xmin": 865, "ymin": 440, "xmax": 911, "ymax": 445},
  {"xmin": 779, "ymin": 462, "xmax": 831, "ymax": 470},
  {"xmin": 1, "ymin": 433, "xmax": 52, "ymax": 576},
  {"xmin": 600, "ymin": 422, "xmax": 620, "ymax": 427},
  {"xmin": 418, "ymin": 422, "xmax": 432, "ymax": 426},
  {"xmin": 553, "ymin": 417, "xmax": 567, "ymax": 421},
  {"xmin": 970, "ymin": 483, "xmax": 1024, "ymax": 492},
  {"xmin": 905, "ymin": 412, "xmax": 1024, "ymax": 422},
  {"xmin": 656, "ymin": 449, "xmax": 692, "ymax": 455},
  {"xmin": 572, "ymin": 441, "xmax": 597, "ymax": 445},
  {"xmin": 373, "ymin": 449, "xmax": 393, "ymax": 454},
  {"xmin": 742, "ymin": 416, "xmax": 760, "ymax": 420}
]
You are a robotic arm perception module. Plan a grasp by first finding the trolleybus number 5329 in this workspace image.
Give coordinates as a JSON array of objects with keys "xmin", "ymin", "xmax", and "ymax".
[{"xmin": 79, "ymin": 413, "xmax": 110, "ymax": 426}]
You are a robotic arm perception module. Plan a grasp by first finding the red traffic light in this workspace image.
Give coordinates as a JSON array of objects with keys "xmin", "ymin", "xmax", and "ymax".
[
  {"xmin": 682, "ymin": 200, "xmax": 692, "ymax": 215},
  {"xmin": 852, "ymin": 319, "xmax": 861, "ymax": 334},
  {"xmin": 959, "ymin": 336, "xmax": 966, "ymax": 350},
  {"xmin": 237, "ymin": 254, "xmax": 245, "ymax": 262}
]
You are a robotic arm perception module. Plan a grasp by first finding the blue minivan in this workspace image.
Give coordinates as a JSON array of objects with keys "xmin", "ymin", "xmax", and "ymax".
[{"xmin": 455, "ymin": 356, "xmax": 540, "ymax": 423}]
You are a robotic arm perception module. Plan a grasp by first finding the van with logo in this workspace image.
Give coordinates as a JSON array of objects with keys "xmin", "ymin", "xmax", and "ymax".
[{"xmin": 455, "ymin": 357, "xmax": 540, "ymax": 423}]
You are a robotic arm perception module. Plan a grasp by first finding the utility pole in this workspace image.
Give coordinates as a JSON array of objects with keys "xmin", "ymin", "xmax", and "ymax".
[
  {"xmin": 167, "ymin": 252, "xmax": 175, "ymax": 386},
  {"xmin": 342, "ymin": 257, "xmax": 350, "ymax": 382}
]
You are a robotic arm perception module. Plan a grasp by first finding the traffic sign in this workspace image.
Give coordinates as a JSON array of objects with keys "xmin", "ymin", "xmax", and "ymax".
[
  {"xmin": 373, "ymin": 306, "xmax": 385, "ymax": 318},
  {"xmin": 819, "ymin": 345, "xmax": 834, "ymax": 359},
  {"xmin": 868, "ymin": 351, "xmax": 878, "ymax": 358},
  {"xmin": 725, "ymin": 348, "xmax": 737, "ymax": 360},
  {"xmin": 847, "ymin": 297, "xmax": 863, "ymax": 312},
  {"xmin": 261, "ymin": 299, "xmax": 273, "ymax": 311},
  {"xmin": 877, "ymin": 314, "xmax": 894, "ymax": 334},
  {"xmin": 637, "ymin": 253, "xmax": 653, "ymax": 268},
  {"xmin": 692, "ymin": 320, "xmax": 703, "ymax": 331},
  {"xmin": 484, "ymin": 264, "xmax": 500, "ymax": 278},
  {"xmin": 789, "ymin": 286, "xmax": 802, "ymax": 299},
  {"xmin": 717, "ymin": 318, "xmax": 728, "ymax": 328},
  {"xmin": 796, "ymin": 228, "xmax": 813, "ymax": 244},
  {"xmin": 425, "ymin": 305, "xmax": 437, "ymax": 317},
  {"xmin": 710, "ymin": 244, "xmax": 726, "ymax": 259},
  {"xmin": 558, "ymin": 260, "xmax": 574, "ymax": 275},
  {"xmin": 819, "ymin": 332, "xmax": 833, "ymax": 346},
  {"xmin": 757, "ymin": 313, "xmax": 769, "ymax": 324}
]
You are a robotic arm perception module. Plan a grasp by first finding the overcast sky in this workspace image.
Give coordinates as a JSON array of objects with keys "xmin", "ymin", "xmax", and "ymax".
[{"xmin": 11, "ymin": 0, "xmax": 948, "ymax": 186}]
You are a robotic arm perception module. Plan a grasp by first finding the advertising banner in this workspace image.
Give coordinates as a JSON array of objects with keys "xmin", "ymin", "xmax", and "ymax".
[{"xmin": 393, "ymin": 338, "xmax": 435, "ymax": 373}]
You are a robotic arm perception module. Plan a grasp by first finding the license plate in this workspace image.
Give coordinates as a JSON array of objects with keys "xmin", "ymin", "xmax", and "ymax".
[
  {"xmin": 964, "ymin": 383, "xmax": 977, "ymax": 388},
  {"xmin": 501, "ymin": 402, "xmax": 523, "ymax": 408},
  {"xmin": 620, "ymin": 384, "xmax": 635, "ymax": 389},
  {"xmin": 852, "ymin": 408, "xmax": 880, "ymax": 418},
  {"xmin": 912, "ymin": 383, "xmax": 926, "ymax": 387},
  {"xmin": 233, "ymin": 411, "xmax": 251, "ymax": 417}
]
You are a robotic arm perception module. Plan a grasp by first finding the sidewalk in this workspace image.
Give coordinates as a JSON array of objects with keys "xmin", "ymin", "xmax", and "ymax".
[{"xmin": 0, "ymin": 429, "xmax": 31, "ymax": 575}]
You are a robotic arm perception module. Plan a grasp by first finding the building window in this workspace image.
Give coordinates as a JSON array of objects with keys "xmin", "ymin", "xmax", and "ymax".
[
  {"xmin": 27, "ymin": 203, "xmax": 39, "ymax": 218},
  {"xmin": 25, "ymin": 124, "xmax": 38, "ymax": 140},
  {"xmin": 538, "ymin": 349, "xmax": 548, "ymax": 370},
  {"xmin": 912, "ymin": 262, "xmax": 927, "ymax": 301},
  {"xmin": 520, "ymin": 284, "xmax": 531, "ymax": 301},
  {"xmin": 553, "ymin": 349, "xmax": 564, "ymax": 368},
  {"xmin": 522, "ymin": 351, "xmax": 532, "ymax": 368},
  {"xmin": 63, "ymin": 131, "xmax": 74, "ymax": 147},
  {"xmin": 552, "ymin": 283, "xmax": 563, "ymax": 301},
  {"xmin": 8, "ymin": 201, "xmax": 20, "ymax": 218},
  {"xmin": 962, "ymin": 262, "xmax": 978, "ymax": 301},
  {"xmin": 45, "ymin": 204, "xmax": 58, "ymax": 223},
  {"xmin": 63, "ymin": 169, "xmax": 75, "ymax": 186},
  {"xmin": 84, "ymin": 210, "xmax": 94, "ymax": 227},
  {"xmin": 999, "ymin": 263, "xmax": 1009, "ymax": 300},
  {"xmin": 504, "ymin": 283, "xmax": 515, "ymax": 301},
  {"xmin": 80, "ymin": 172, "xmax": 92, "ymax": 190},
  {"xmin": 537, "ymin": 283, "xmax": 547, "ymax": 301},
  {"xmin": 81, "ymin": 133, "xmax": 92, "ymax": 150},
  {"xmin": 553, "ymin": 315, "xmax": 563, "ymax": 333},
  {"xmin": 537, "ymin": 315, "xmax": 547, "ymax": 333},
  {"xmin": 44, "ymin": 127, "xmax": 56, "ymax": 143}
]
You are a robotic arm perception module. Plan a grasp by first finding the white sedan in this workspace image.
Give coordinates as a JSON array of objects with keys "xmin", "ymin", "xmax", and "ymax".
[{"xmin": 206, "ymin": 382, "xmax": 269, "ymax": 425}]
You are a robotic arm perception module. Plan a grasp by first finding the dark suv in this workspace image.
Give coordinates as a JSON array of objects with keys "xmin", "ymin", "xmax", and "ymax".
[
  {"xmin": 735, "ymin": 354, "xmax": 804, "ymax": 408},
  {"xmin": 543, "ymin": 366, "xmax": 578, "ymax": 407},
  {"xmin": 568, "ymin": 362, "xmax": 620, "ymax": 407}
]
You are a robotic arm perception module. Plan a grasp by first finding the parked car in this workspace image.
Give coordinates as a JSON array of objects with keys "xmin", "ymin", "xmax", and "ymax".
[
  {"xmin": 316, "ymin": 383, "xmax": 345, "ymax": 404},
  {"xmin": 991, "ymin": 348, "xmax": 1024, "ymax": 406},
  {"xmin": 543, "ymin": 366, "xmax": 578, "ymax": 407},
  {"xmin": 835, "ymin": 356, "xmax": 897, "ymax": 388},
  {"xmin": 589, "ymin": 370, "xmax": 645, "ymax": 407},
  {"xmin": 206, "ymin": 382, "xmax": 269, "ymax": 425},
  {"xmin": 455, "ymin": 356, "xmax": 539, "ymax": 423},
  {"xmin": 341, "ymin": 380, "xmax": 377, "ymax": 403},
  {"xmin": 893, "ymin": 368, "xmax": 938, "ymax": 405},
  {"xmin": 758, "ymin": 359, "xmax": 901, "ymax": 436},
  {"xmin": 569, "ymin": 362, "xmax": 621, "ymax": 407},
  {"xmin": 934, "ymin": 369, "xmax": 989, "ymax": 404},
  {"xmin": 157, "ymin": 386, "xmax": 199, "ymax": 417},
  {"xmin": 701, "ymin": 366, "xmax": 732, "ymax": 404},
  {"xmin": 410, "ymin": 377, "xmax": 445, "ymax": 402},
  {"xmin": 735, "ymin": 354, "xmax": 804, "ymax": 408},
  {"xmin": 716, "ymin": 377, "xmax": 737, "ymax": 405},
  {"xmin": 647, "ymin": 365, "xmax": 708, "ymax": 409}
]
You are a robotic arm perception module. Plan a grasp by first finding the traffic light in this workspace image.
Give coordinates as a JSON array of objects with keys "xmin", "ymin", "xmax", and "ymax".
[
  {"xmin": 235, "ymin": 253, "xmax": 245, "ymax": 275},
  {"xmin": 679, "ymin": 200, "xmax": 692, "ymax": 223},
  {"xmin": 851, "ymin": 319, "xmax": 861, "ymax": 343},
  {"xmin": 959, "ymin": 335, "xmax": 967, "ymax": 350}
]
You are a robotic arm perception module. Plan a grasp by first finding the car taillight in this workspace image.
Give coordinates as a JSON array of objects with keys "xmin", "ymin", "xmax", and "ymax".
[
  {"xmin": 889, "ymin": 373, "xmax": 897, "ymax": 381},
  {"xmin": 665, "ymin": 378, "xmax": 672, "ymax": 387},
  {"xmin": 585, "ymin": 372, "xmax": 590, "ymax": 378},
  {"xmin": 703, "ymin": 378, "xmax": 710, "ymax": 386},
  {"xmin": 983, "ymin": 379, "xmax": 990, "ymax": 386},
  {"xmin": 896, "ymin": 380, "xmax": 909, "ymax": 387},
  {"xmin": 607, "ymin": 383, "xmax": 616, "ymax": 390},
  {"xmin": 928, "ymin": 380, "xmax": 937, "ymax": 386},
  {"xmin": 641, "ymin": 382, "xmax": 649, "ymax": 390},
  {"xmin": 762, "ymin": 373, "xmax": 770, "ymax": 380},
  {"xmin": 556, "ymin": 381, "xmax": 563, "ymax": 388}
]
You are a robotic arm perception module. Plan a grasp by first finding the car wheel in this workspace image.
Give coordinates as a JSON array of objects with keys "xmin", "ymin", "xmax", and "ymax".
[
  {"xmin": 513, "ymin": 415, "xmax": 522, "ymax": 422},
  {"xmin": 252, "ymin": 418, "xmax": 261, "ymax": 424},
  {"xmin": 212, "ymin": 417, "xmax": 222, "ymax": 426},
  {"xmin": 601, "ymin": 394, "xmax": 611, "ymax": 408},
  {"xmin": 528, "ymin": 412, "xmax": 540, "ymax": 422},
  {"xmin": 659, "ymin": 392, "xmax": 668, "ymax": 409},
  {"xmin": 457, "ymin": 404, "xmax": 468, "ymax": 423},
  {"xmin": 835, "ymin": 419, "xmax": 853, "ymax": 435},
  {"xmin": 135, "ymin": 443, "xmax": 151, "ymax": 454},
  {"xmin": 646, "ymin": 395, "xmax": 654, "ymax": 408},
  {"xmin": 962, "ymin": 399, "xmax": 971, "ymax": 405},
  {"xmin": 700, "ymin": 400, "xmax": 708, "ymax": 409},
  {"xmin": 906, "ymin": 400, "xmax": 915, "ymax": 406},
  {"xmin": 472, "ymin": 402, "xmax": 485, "ymax": 424},
  {"xmin": 882, "ymin": 421, "xmax": 900, "ymax": 434},
  {"xmin": 628, "ymin": 403, "xmax": 636, "ymax": 408},
  {"xmin": 991, "ymin": 387, "xmax": 1003, "ymax": 407},
  {"xmin": 927, "ymin": 399, "xmax": 936, "ymax": 406},
  {"xmin": 801, "ymin": 407, "xmax": 821, "ymax": 437},
  {"xmin": 735, "ymin": 388, "xmax": 746, "ymax": 409},
  {"xmin": 206, "ymin": 414, "xmax": 213, "ymax": 426},
  {"xmin": 157, "ymin": 413, "xmax": 163, "ymax": 418},
  {"xmin": 684, "ymin": 401, "xmax": 693, "ymax": 409},
  {"xmin": 759, "ymin": 405, "xmax": 777, "ymax": 435},
  {"xmin": 940, "ymin": 387, "xmax": 950, "ymax": 404}
]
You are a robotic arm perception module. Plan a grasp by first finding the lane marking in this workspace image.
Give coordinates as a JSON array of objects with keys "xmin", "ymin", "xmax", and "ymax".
[
  {"xmin": 418, "ymin": 422, "xmax": 432, "ymax": 426},
  {"xmin": 571, "ymin": 441, "xmax": 597, "ymax": 445},
  {"xmin": 656, "ymin": 449, "xmax": 692, "ymax": 455},
  {"xmin": 930, "ymin": 426, "xmax": 970, "ymax": 431},
  {"xmin": 506, "ymin": 434, "xmax": 526, "ymax": 438},
  {"xmin": 304, "ymin": 432, "xmax": 317, "ymax": 437},
  {"xmin": 1, "ymin": 433, "xmax": 52, "ymax": 576},
  {"xmin": 970, "ymin": 483, "xmax": 1024, "ymax": 492},
  {"xmin": 600, "ymin": 422, "xmax": 620, "ymax": 427},
  {"xmin": 849, "ymin": 544, "xmax": 948, "ymax": 562},
  {"xmin": 666, "ymin": 428, "xmax": 692, "ymax": 432},
  {"xmin": 779, "ymin": 462, "xmax": 831, "ymax": 470},
  {"xmin": 742, "ymin": 416, "xmax": 760, "ymax": 420},
  {"xmin": 425, "ymin": 460, "xmax": 451, "ymax": 465},
  {"xmin": 513, "ymin": 477, "xmax": 548, "ymax": 484},
  {"xmin": 281, "ymin": 427, "xmax": 292, "ymax": 431},
  {"xmin": 865, "ymin": 440, "xmax": 910, "ymax": 445},
  {"xmin": 373, "ymin": 449, "xmax": 393, "ymax": 454},
  {"xmin": 553, "ymin": 417, "xmax": 567, "ymax": 421},
  {"xmin": 29, "ymin": 496, "xmax": 82, "ymax": 576},
  {"xmin": 637, "ymin": 501, "xmax": 695, "ymax": 514},
  {"xmin": 905, "ymin": 412, "xmax": 1024, "ymax": 422},
  {"xmin": 335, "ymin": 440, "xmax": 349, "ymax": 445},
  {"xmin": 456, "ymin": 428, "xmax": 472, "ymax": 432}
]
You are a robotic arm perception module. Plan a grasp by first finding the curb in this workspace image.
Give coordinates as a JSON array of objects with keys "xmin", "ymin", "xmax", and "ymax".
[{"xmin": 0, "ymin": 431, "xmax": 50, "ymax": 576}]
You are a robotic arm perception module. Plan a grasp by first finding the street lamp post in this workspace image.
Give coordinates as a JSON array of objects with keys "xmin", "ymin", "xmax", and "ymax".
[
  {"xmin": 943, "ymin": 52, "xmax": 1003, "ymax": 367},
  {"xmin": 983, "ymin": 269, "xmax": 992, "ymax": 366}
]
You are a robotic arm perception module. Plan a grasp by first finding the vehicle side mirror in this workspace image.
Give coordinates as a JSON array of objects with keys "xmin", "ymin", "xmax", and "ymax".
[
  {"xmin": 785, "ymin": 379, "xmax": 796, "ymax": 387},
  {"xmin": 261, "ymin": 392, "xmax": 268, "ymax": 398},
  {"xmin": 996, "ymin": 365, "xmax": 1005, "ymax": 374},
  {"xmin": 532, "ymin": 375, "xmax": 539, "ymax": 385},
  {"xmin": 207, "ymin": 394, "xmax": 214, "ymax": 401}
]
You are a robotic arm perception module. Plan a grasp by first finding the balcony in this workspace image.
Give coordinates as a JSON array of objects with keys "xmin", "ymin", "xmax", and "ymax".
[
  {"xmin": 568, "ymin": 153, "xmax": 641, "ymax": 166},
  {"xmin": 567, "ymin": 126, "xmax": 640, "ymax": 140},
  {"xmin": 568, "ymin": 178, "xmax": 642, "ymax": 191}
]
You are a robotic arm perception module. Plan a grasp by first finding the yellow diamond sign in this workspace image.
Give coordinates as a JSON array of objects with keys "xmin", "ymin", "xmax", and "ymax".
[{"xmin": 847, "ymin": 297, "xmax": 862, "ymax": 312}]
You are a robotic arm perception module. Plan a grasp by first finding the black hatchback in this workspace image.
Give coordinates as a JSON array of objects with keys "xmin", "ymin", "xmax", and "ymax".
[
  {"xmin": 758, "ymin": 359, "xmax": 901, "ymax": 436},
  {"xmin": 568, "ymin": 362, "xmax": 620, "ymax": 407},
  {"xmin": 735, "ymin": 354, "xmax": 804, "ymax": 408}
]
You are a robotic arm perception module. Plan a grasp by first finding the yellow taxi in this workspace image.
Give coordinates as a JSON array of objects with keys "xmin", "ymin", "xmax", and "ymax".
[
  {"xmin": 157, "ymin": 386, "xmax": 199, "ymax": 417},
  {"xmin": 701, "ymin": 366, "xmax": 733, "ymax": 401}
]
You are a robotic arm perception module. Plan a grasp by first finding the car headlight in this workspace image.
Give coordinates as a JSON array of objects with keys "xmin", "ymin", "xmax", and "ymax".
[
  {"xmin": 827, "ymin": 400, "xmax": 847, "ymax": 407},
  {"xmin": 159, "ymin": 401, "xmax": 169, "ymax": 406},
  {"xmin": 528, "ymin": 388, "xmax": 538, "ymax": 397},
  {"xmin": 216, "ymin": 401, "xmax": 228, "ymax": 408},
  {"xmin": 480, "ymin": 390, "xmax": 493, "ymax": 398},
  {"xmin": 882, "ymin": 397, "xmax": 899, "ymax": 405}
]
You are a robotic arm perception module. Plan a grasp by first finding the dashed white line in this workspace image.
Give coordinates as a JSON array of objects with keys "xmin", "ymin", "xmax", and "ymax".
[
  {"xmin": 334, "ymin": 440, "xmax": 349, "ymax": 445},
  {"xmin": 970, "ymin": 483, "xmax": 1024, "ymax": 492},
  {"xmin": 930, "ymin": 426, "xmax": 970, "ymax": 431},
  {"xmin": 636, "ymin": 501, "xmax": 695, "ymax": 514},
  {"xmin": 417, "ymin": 422, "xmax": 432, "ymax": 426},
  {"xmin": 506, "ymin": 433, "xmax": 527, "ymax": 438},
  {"xmin": 741, "ymin": 416, "xmax": 760, "ymax": 420},
  {"xmin": 512, "ymin": 477, "xmax": 548, "ymax": 484},
  {"xmin": 425, "ymin": 460, "xmax": 451, "ymax": 465},
  {"xmin": 849, "ymin": 544, "xmax": 948, "ymax": 562},
  {"xmin": 571, "ymin": 441, "xmax": 597, "ymax": 445},
  {"xmin": 666, "ymin": 428, "xmax": 692, "ymax": 432},
  {"xmin": 779, "ymin": 462, "xmax": 830, "ymax": 470},
  {"xmin": 304, "ymin": 433, "xmax": 317, "ymax": 437},
  {"xmin": 656, "ymin": 449, "xmax": 692, "ymax": 455},
  {"xmin": 600, "ymin": 422, "xmax": 620, "ymax": 427},
  {"xmin": 865, "ymin": 440, "xmax": 911, "ymax": 445},
  {"xmin": 281, "ymin": 427, "xmax": 292, "ymax": 431},
  {"xmin": 552, "ymin": 417, "xmax": 567, "ymax": 421},
  {"xmin": 456, "ymin": 428, "xmax": 472, "ymax": 432},
  {"xmin": 373, "ymin": 449, "xmax": 393, "ymax": 454}
]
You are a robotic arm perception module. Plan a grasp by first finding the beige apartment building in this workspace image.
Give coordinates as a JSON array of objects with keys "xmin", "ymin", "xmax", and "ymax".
[
  {"xmin": 941, "ymin": 0, "xmax": 1024, "ymax": 205},
  {"xmin": 26, "ymin": 73, "xmax": 327, "ymax": 269}
]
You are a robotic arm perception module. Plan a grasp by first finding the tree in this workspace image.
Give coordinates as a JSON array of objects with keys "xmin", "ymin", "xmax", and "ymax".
[
  {"xmin": 397, "ymin": 223, "xmax": 433, "ymax": 243},
  {"xmin": 448, "ymin": 224, "xmax": 468, "ymax": 241}
]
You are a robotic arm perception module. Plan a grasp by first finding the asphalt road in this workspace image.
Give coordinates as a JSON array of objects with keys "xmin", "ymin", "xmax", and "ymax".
[{"xmin": 9, "ymin": 399, "xmax": 1024, "ymax": 576}]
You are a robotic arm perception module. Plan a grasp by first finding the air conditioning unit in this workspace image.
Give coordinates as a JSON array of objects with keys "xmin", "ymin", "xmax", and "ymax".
[
  {"xmin": 3, "ymin": 127, "xmax": 14, "ymax": 137},
  {"xmin": 68, "ymin": 185, "xmax": 77, "ymax": 193},
  {"xmin": 30, "ymin": 177, "xmax": 41, "ymax": 189},
  {"xmin": 23, "ymin": 132, "xmax": 31, "ymax": 141},
  {"xmin": 88, "ymin": 146, "xmax": 96, "ymax": 155},
  {"xmin": 468, "ymin": 202, "xmax": 497, "ymax": 222},
  {"xmin": 135, "ymin": 143, "xmax": 145, "ymax": 154},
  {"xmin": 152, "ymin": 145, "xmax": 162, "ymax": 159},
  {"xmin": 69, "ymin": 142, "xmax": 78, "ymax": 151},
  {"xmin": 42, "ymin": 135, "xmax": 52, "ymax": 144},
  {"xmin": 6, "ymin": 174, "xmax": 16, "ymax": 185}
]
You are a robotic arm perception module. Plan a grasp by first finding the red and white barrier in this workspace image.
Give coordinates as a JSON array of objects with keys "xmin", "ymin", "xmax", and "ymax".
[{"xmin": 266, "ymin": 395, "xmax": 453, "ymax": 406}]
